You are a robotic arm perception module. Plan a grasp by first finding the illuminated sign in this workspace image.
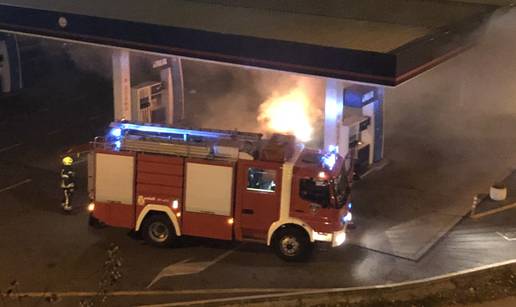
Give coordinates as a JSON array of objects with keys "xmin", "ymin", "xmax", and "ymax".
[{"xmin": 362, "ymin": 90, "xmax": 375, "ymax": 103}]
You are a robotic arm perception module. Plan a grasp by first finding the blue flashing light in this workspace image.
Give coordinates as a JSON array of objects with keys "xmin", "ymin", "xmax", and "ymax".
[
  {"xmin": 322, "ymin": 153, "xmax": 337, "ymax": 170},
  {"xmin": 328, "ymin": 144, "xmax": 339, "ymax": 154},
  {"xmin": 118, "ymin": 123, "xmax": 231, "ymax": 139},
  {"xmin": 110, "ymin": 128, "xmax": 122, "ymax": 138},
  {"xmin": 348, "ymin": 202, "xmax": 352, "ymax": 210},
  {"xmin": 114, "ymin": 141, "xmax": 121, "ymax": 150}
]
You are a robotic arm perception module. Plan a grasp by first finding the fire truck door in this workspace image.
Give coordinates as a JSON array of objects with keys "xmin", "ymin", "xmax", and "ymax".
[
  {"xmin": 236, "ymin": 163, "xmax": 281, "ymax": 241},
  {"xmin": 182, "ymin": 161, "xmax": 234, "ymax": 240},
  {"xmin": 94, "ymin": 152, "xmax": 136, "ymax": 228}
]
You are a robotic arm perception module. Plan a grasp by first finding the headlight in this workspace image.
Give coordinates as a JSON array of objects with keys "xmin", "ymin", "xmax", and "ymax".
[
  {"xmin": 333, "ymin": 232, "xmax": 346, "ymax": 247},
  {"xmin": 87, "ymin": 203, "xmax": 95, "ymax": 212},
  {"xmin": 172, "ymin": 200, "xmax": 179, "ymax": 209},
  {"xmin": 342, "ymin": 212, "xmax": 352, "ymax": 223},
  {"xmin": 313, "ymin": 231, "xmax": 332, "ymax": 242}
]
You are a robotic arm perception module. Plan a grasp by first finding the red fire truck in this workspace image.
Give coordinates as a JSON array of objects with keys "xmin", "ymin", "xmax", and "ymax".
[{"xmin": 87, "ymin": 121, "xmax": 353, "ymax": 261}]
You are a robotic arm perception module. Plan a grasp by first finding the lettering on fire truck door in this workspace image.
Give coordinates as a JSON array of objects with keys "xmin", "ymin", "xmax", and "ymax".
[{"xmin": 235, "ymin": 161, "xmax": 282, "ymax": 241}]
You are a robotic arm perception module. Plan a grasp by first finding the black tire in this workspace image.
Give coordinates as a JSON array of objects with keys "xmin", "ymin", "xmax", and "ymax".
[
  {"xmin": 141, "ymin": 214, "xmax": 176, "ymax": 248},
  {"xmin": 272, "ymin": 227, "xmax": 313, "ymax": 262}
]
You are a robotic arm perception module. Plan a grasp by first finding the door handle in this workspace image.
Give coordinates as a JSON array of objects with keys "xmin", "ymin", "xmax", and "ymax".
[
  {"xmin": 309, "ymin": 203, "xmax": 321, "ymax": 213},
  {"xmin": 242, "ymin": 209, "xmax": 254, "ymax": 214}
]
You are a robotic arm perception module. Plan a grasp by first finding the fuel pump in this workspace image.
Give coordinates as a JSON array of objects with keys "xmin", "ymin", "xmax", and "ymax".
[
  {"xmin": 128, "ymin": 57, "xmax": 184, "ymax": 124},
  {"xmin": 131, "ymin": 81, "xmax": 166, "ymax": 123},
  {"xmin": 339, "ymin": 85, "xmax": 383, "ymax": 176}
]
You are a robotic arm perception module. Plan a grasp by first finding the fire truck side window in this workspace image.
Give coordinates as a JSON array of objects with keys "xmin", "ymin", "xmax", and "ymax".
[
  {"xmin": 299, "ymin": 178, "xmax": 330, "ymax": 207},
  {"xmin": 247, "ymin": 168, "xmax": 276, "ymax": 192}
]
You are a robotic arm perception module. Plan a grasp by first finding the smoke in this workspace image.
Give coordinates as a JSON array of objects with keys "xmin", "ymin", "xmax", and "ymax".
[
  {"xmin": 384, "ymin": 7, "xmax": 516, "ymax": 166},
  {"xmin": 183, "ymin": 7, "xmax": 516, "ymax": 154},
  {"xmin": 183, "ymin": 61, "xmax": 263, "ymax": 133},
  {"xmin": 64, "ymin": 44, "xmax": 162, "ymax": 84},
  {"xmin": 30, "ymin": 37, "xmax": 328, "ymax": 141},
  {"xmin": 16, "ymin": 36, "xmax": 153, "ymax": 86},
  {"xmin": 25, "ymin": 6, "xmax": 516, "ymax": 159},
  {"xmin": 62, "ymin": 43, "xmax": 112, "ymax": 80},
  {"xmin": 184, "ymin": 61, "xmax": 324, "ymax": 145}
]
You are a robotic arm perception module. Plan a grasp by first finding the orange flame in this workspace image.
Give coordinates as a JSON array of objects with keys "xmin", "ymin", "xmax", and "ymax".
[{"xmin": 257, "ymin": 88, "xmax": 320, "ymax": 142}]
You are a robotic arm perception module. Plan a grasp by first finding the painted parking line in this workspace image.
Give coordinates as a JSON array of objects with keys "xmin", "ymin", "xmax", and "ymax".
[
  {"xmin": 496, "ymin": 232, "xmax": 516, "ymax": 241},
  {"xmin": 10, "ymin": 259, "xmax": 516, "ymax": 305},
  {"xmin": 11, "ymin": 288, "xmax": 310, "ymax": 298},
  {"xmin": 88, "ymin": 114, "xmax": 103, "ymax": 121},
  {"xmin": 47, "ymin": 129, "xmax": 61, "ymax": 136},
  {"xmin": 138, "ymin": 259, "xmax": 516, "ymax": 307},
  {"xmin": 68, "ymin": 94, "xmax": 88, "ymax": 104},
  {"xmin": 147, "ymin": 246, "xmax": 240, "ymax": 288},
  {"xmin": 0, "ymin": 179, "xmax": 32, "ymax": 193},
  {"xmin": 0, "ymin": 143, "xmax": 22, "ymax": 153}
]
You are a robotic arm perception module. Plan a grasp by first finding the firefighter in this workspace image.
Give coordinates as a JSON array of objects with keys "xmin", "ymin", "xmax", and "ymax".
[{"xmin": 61, "ymin": 156, "xmax": 76, "ymax": 212}]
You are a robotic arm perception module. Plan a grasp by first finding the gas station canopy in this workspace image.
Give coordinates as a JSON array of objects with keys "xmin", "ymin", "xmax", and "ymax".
[{"xmin": 0, "ymin": 0, "xmax": 510, "ymax": 85}]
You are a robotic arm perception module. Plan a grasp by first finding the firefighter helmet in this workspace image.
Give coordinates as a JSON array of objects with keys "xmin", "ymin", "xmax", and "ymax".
[{"xmin": 62, "ymin": 156, "xmax": 74, "ymax": 166}]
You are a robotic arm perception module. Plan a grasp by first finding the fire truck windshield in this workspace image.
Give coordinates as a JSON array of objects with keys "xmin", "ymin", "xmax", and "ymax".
[{"xmin": 299, "ymin": 178, "xmax": 331, "ymax": 208}]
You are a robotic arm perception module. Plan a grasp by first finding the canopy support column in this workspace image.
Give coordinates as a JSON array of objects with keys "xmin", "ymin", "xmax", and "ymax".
[{"xmin": 113, "ymin": 49, "xmax": 132, "ymax": 121}]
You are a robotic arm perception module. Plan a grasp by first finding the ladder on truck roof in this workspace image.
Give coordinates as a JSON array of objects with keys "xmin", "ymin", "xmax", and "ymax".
[{"xmin": 105, "ymin": 121, "xmax": 262, "ymax": 161}]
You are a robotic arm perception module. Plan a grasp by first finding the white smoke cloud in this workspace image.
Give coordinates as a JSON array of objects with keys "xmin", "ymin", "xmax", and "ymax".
[
  {"xmin": 184, "ymin": 61, "xmax": 325, "ymax": 145},
  {"xmin": 63, "ymin": 43, "xmax": 112, "ymax": 80},
  {"xmin": 384, "ymin": 7, "xmax": 516, "ymax": 166}
]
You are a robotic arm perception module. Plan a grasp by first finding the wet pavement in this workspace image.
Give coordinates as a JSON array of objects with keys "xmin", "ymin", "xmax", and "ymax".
[{"xmin": 1, "ymin": 36, "xmax": 516, "ymax": 306}]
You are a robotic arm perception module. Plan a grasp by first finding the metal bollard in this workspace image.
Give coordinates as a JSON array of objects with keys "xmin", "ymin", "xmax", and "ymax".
[{"xmin": 471, "ymin": 194, "xmax": 480, "ymax": 216}]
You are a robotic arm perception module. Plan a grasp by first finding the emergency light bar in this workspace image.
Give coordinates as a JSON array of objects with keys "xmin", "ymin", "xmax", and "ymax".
[
  {"xmin": 322, "ymin": 153, "xmax": 337, "ymax": 170},
  {"xmin": 321, "ymin": 145, "xmax": 338, "ymax": 170},
  {"xmin": 111, "ymin": 122, "xmax": 233, "ymax": 139}
]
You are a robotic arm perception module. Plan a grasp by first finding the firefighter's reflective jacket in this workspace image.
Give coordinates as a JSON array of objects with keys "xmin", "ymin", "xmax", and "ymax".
[{"xmin": 60, "ymin": 166, "xmax": 75, "ymax": 189}]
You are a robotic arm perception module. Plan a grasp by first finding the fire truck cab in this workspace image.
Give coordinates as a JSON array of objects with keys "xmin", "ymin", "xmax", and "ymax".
[{"xmin": 88, "ymin": 121, "xmax": 353, "ymax": 261}]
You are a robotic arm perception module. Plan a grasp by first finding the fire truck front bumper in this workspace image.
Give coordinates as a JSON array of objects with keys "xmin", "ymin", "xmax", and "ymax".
[{"xmin": 312, "ymin": 226, "xmax": 347, "ymax": 247}]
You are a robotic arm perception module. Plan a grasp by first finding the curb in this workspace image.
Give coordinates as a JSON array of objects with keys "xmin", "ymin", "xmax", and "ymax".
[{"xmin": 140, "ymin": 259, "xmax": 516, "ymax": 306}]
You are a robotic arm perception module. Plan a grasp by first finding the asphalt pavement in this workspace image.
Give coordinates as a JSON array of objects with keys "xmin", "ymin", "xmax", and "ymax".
[{"xmin": 1, "ymin": 38, "xmax": 516, "ymax": 307}]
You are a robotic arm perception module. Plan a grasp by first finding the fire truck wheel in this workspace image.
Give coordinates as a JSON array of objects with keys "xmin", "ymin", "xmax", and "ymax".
[
  {"xmin": 273, "ymin": 227, "xmax": 313, "ymax": 262},
  {"xmin": 141, "ymin": 215, "xmax": 176, "ymax": 248}
]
